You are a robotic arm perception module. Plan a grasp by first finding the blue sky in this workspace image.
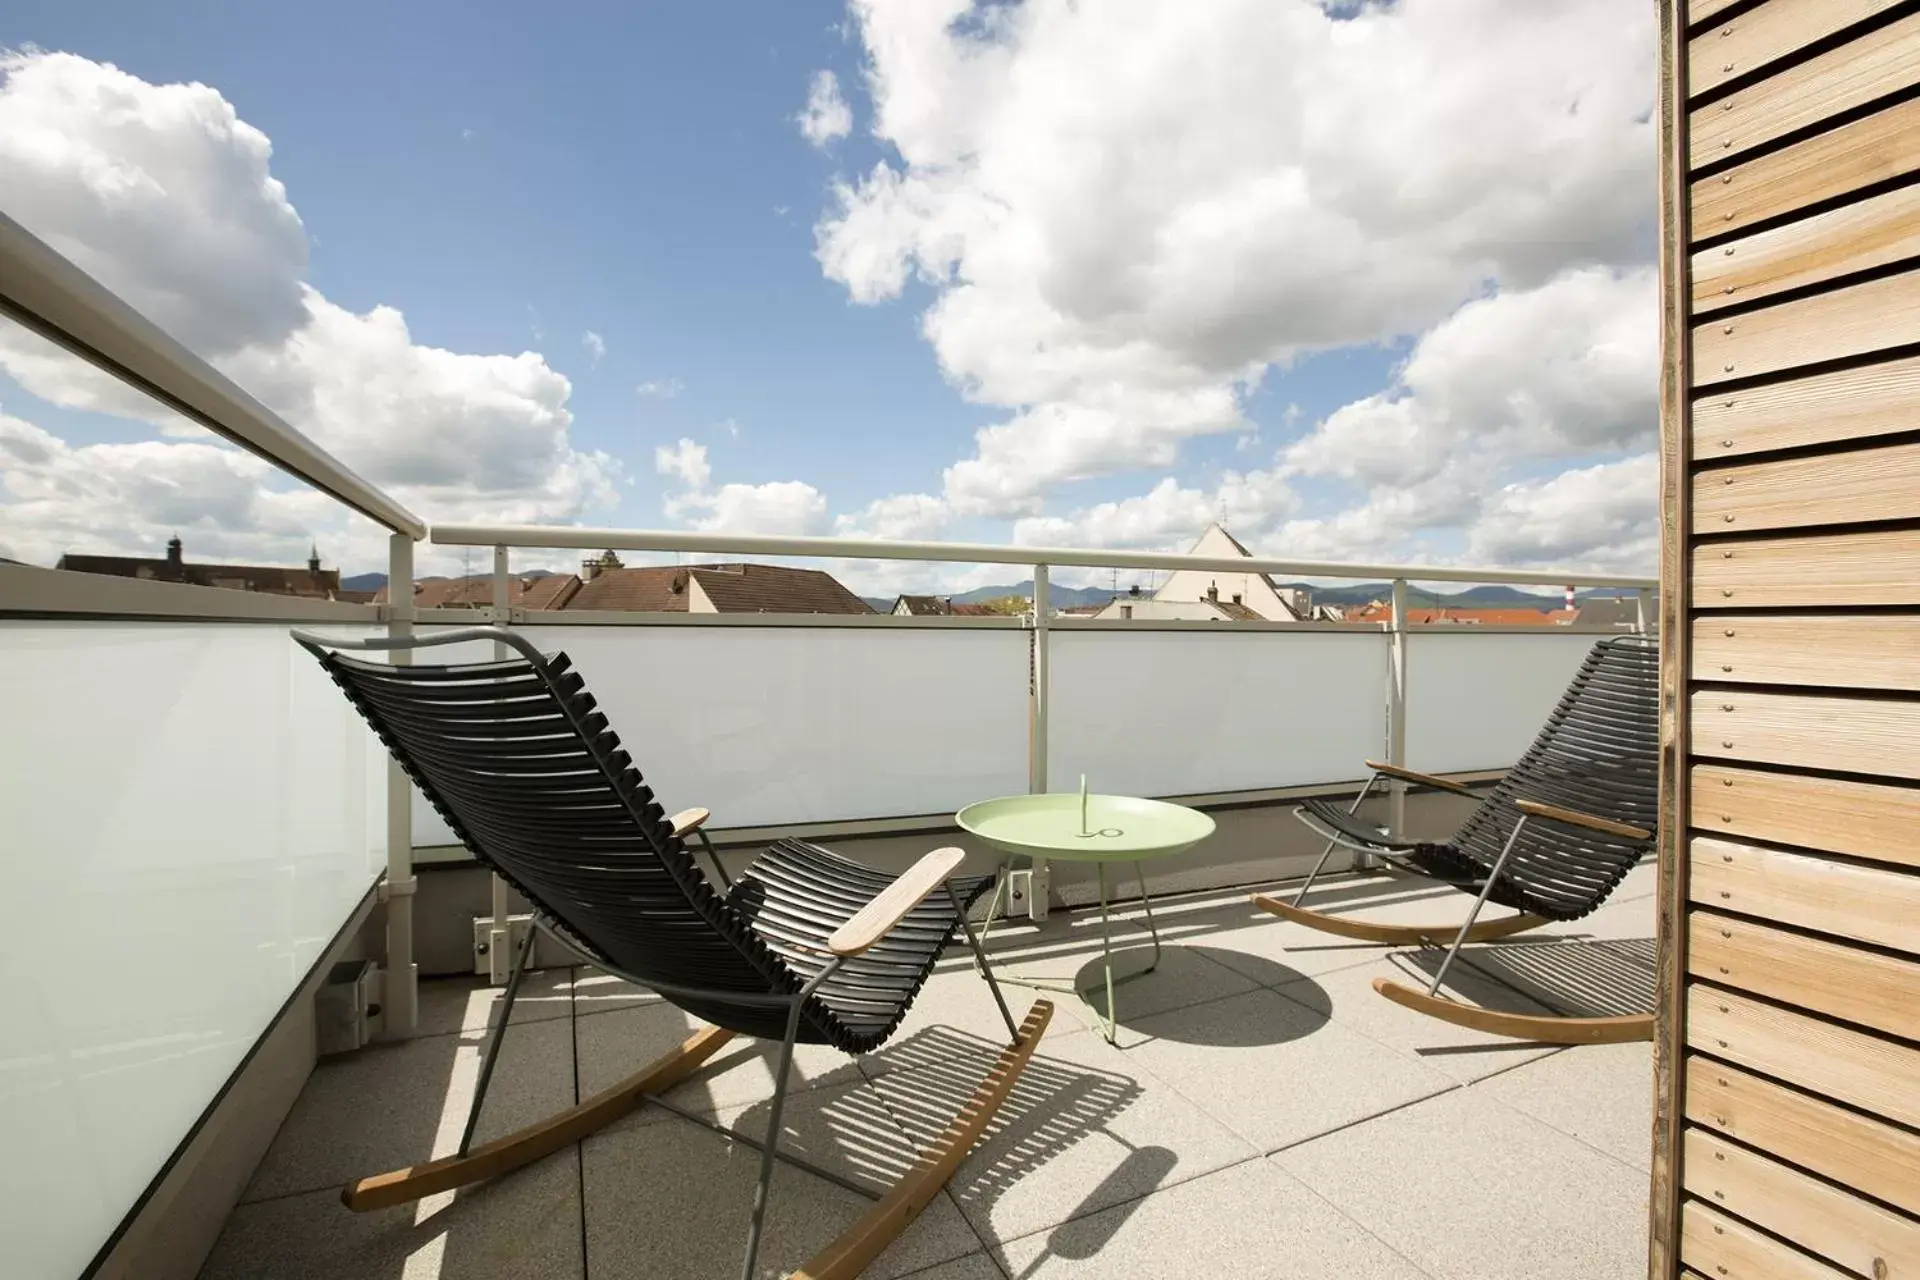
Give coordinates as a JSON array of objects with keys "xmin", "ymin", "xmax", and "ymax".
[{"xmin": 0, "ymin": 2, "xmax": 1657, "ymax": 586}]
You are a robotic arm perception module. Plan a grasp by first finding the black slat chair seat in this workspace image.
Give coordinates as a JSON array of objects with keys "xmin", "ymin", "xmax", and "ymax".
[
  {"xmin": 302, "ymin": 640, "xmax": 993, "ymax": 1056},
  {"xmin": 1306, "ymin": 636, "xmax": 1659, "ymax": 923},
  {"xmin": 1296, "ymin": 796, "xmax": 1420, "ymax": 851}
]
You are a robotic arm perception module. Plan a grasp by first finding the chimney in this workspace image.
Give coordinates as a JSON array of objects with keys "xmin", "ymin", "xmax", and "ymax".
[
  {"xmin": 1206, "ymin": 582, "xmax": 1219, "ymax": 603},
  {"xmin": 1565, "ymin": 585, "xmax": 1576, "ymax": 613},
  {"xmin": 165, "ymin": 535, "xmax": 183, "ymax": 566},
  {"xmin": 581, "ymin": 549, "xmax": 624, "ymax": 582}
]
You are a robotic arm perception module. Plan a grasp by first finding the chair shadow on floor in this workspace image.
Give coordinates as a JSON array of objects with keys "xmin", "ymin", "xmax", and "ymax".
[
  {"xmin": 729, "ymin": 1021, "xmax": 1154, "ymax": 1199},
  {"xmin": 717, "ymin": 1019, "xmax": 1179, "ymax": 1270},
  {"xmin": 1394, "ymin": 935, "xmax": 1657, "ymax": 1019}
]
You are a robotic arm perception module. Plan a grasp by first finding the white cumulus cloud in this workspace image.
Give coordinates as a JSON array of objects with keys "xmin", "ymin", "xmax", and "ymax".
[
  {"xmin": 797, "ymin": 69, "xmax": 853, "ymax": 148},
  {"xmin": 654, "ymin": 437, "xmax": 830, "ymax": 536},
  {"xmin": 0, "ymin": 49, "xmax": 619, "ymax": 570},
  {"xmin": 814, "ymin": 0, "xmax": 1655, "ymax": 520}
]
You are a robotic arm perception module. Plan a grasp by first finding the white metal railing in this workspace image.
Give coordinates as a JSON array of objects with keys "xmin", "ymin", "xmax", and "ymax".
[
  {"xmin": 431, "ymin": 522, "xmax": 1655, "ymax": 917},
  {"xmin": 0, "ymin": 212, "xmax": 429, "ymax": 1047},
  {"xmin": 0, "ymin": 213, "xmax": 423, "ymax": 539},
  {"xmin": 0, "ymin": 215, "xmax": 1657, "ymax": 1274}
]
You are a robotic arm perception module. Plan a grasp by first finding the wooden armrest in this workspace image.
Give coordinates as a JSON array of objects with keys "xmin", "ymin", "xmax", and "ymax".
[
  {"xmin": 1363, "ymin": 759, "xmax": 1477, "ymax": 798},
  {"xmin": 669, "ymin": 807, "xmax": 711, "ymax": 838},
  {"xmin": 826, "ymin": 847, "xmax": 967, "ymax": 957},
  {"xmin": 1513, "ymin": 798, "xmax": 1651, "ymax": 841}
]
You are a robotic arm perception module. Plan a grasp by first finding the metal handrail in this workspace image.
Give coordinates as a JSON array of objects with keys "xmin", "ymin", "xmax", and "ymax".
[
  {"xmin": 0, "ymin": 212, "xmax": 425, "ymax": 539},
  {"xmin": 429, "ymin": 522, "xmax": 1657, "ymax": 589}
]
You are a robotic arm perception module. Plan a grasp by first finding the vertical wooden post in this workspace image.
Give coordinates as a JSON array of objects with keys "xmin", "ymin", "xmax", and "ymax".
[{"xmin": 1648, "ymin": 0, "xmax": 1691, "ymax": 1272}]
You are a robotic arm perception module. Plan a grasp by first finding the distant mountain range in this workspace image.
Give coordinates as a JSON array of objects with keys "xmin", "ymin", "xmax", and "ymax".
[
  {"xmin": 340, "ymin": 569, "xmax": 559, "ymax": 592},
  {"xmin": 867, "ymin": 579, "xmax": 1642, "ymax": 613}
]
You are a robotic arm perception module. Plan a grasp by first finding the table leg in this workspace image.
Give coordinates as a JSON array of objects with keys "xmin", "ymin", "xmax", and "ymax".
[
  {"xmin": 1134, "ymin": 862, "xmax": 1162, "ymax": 975},
  {"xmin": 972, "ymin": 855, "xmax": 1166, "ymax": 1047},
  {"xmin": 1096, "ymin": 862, "xmax": 1118, "ymax": 1044}
]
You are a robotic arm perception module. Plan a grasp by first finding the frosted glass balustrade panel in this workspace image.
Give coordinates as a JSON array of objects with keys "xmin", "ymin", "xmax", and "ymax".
[
  {"xmin": 1048, "ymin": 630, "xmax": 1389, "ymax": 797},
  {"xmin": 1404, "ymin": 632, "xmax": 1607, "ymax": 773},
  {"xmin": 394, "ymin": 623, "xmax": 1032, "ymax": 844},
  {"xmin": 0, "ymin": 621, "xmax": 385, "ymax": 1280}
]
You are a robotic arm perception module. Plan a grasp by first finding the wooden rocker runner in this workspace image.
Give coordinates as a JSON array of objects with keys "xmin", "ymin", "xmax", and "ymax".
[
  {"xmin": 294, "ymin": 626, "xmax": 1050, "ymax": 1280},
  {"xmin": 1253, "ymin": 635, "xmax": 1660, "ymax": 1045}
]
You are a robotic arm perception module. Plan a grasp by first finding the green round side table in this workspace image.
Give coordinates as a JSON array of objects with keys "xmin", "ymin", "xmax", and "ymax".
[{"xmin": 957, "ymin": 787, "xmax": 1216, "ymax": 1043}]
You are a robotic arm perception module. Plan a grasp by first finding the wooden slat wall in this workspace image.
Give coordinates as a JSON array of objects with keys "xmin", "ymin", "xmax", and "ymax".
[{"xmin": 1655, "ymin": 3, "xmax": 1920, "ymax": 1277}]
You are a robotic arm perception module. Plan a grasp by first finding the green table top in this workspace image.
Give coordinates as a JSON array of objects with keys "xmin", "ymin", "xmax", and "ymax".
[{"xmin": 956, "ymin": 792, "xmax": 1215, "ymax": 862}]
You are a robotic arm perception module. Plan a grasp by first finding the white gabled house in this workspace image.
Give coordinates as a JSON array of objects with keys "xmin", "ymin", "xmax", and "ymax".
[{"xmin": 1147, "ymin": 523, "xmax": 1340, "ymax": 621}]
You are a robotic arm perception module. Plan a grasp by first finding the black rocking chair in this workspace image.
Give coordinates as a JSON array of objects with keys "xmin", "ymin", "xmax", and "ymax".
[
  {"xmin": 1252, "ymin": 634, "xmax": 1659, "ymax": 1043},
  {"xmin": 292, "ymin": 625, "xmax": 1051, "ymax": 1280}
]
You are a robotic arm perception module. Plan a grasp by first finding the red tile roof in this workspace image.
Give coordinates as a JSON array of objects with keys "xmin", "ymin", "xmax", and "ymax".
[
  {"xmin": 1344, "ymin": 605, "xmax": 1576, "ymax": 626},
  {"xmin": 374, "ymin": 574, "xmax": 581, "ymax": 609},
  {"xmin": 564, "ymin": 563, "xmax": 873, "ymax": 614},
  {"xmin": 57, "ymin": 549, "xmax": 340, "ymax": 597}
]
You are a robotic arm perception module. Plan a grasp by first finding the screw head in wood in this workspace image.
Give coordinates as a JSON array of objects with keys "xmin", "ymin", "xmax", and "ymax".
[
  {"xmin": 1723, "ymin": 62, "xmax": 1733, "ymax": 72},
  {"xmin": 1721, "ymin": 664, "xmax": 1732, "ymax": 671},
  {"xmin": 1721, "ymin": 438, "xmax": 1733, "ymax": 446},
  {"xmin": 1724, "ymin": 514, "xmax": 1736, "ymax": 522},
  {"xmin": 1721, "ymin": 703, "xmax": 1734, "ymax": 711},
  {"xmin": 1723, "ymin": 247, "xmax": 1735, "ymax": 256},
  {"xmin": 1722, "ymin": 739, "xmax": 1734, "ymax": 747},
  {"xmin": 1723, "ymin": 364, "xmax": 1735, "ymax": 372},
  {"xmin": 1724, "ymin": 628, "xmax": 1735, "ymax": 636},
  {"xmin": 1722, "ymin": 588, "xmax": 1733, "ymax": 596},
  {"xmin": 1721, "ymin": 174, "xmax": 1732, "ymax": 184}
]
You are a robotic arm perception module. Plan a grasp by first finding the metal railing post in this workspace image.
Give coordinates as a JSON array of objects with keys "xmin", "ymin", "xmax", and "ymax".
[
  {"xmin": 1028, "ymin": 564, "xmax": 1051, "ymax": 920},
  {"xmin": 1635, "ymin": 586, "xmax": 1653, "ymax": 637},
  {"xmin": 1383, "ymin": 577, "xmax": 1410, "ymax": 855},
  {"xmin": 382, "ymin": 532, "xmax": 419, "ymax": 1036},
  {"xmin": 486, "ymin": 545, "xmax": 515, "ymax": 984}
]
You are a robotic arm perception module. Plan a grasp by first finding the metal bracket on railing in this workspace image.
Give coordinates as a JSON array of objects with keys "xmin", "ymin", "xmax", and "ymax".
[{"xmin": 376, "ymin": 874, "xmax": 418, "ymax": 904}]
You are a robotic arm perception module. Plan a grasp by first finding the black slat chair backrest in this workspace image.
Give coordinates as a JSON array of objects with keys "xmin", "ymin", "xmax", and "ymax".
[
  {"xmin": 1448, "ymin": 635, "xmax": 1660, "ymax": 920},
  {"xmin": 300, "ymin": 638, "xmax": 803, "ymax": 1022}
]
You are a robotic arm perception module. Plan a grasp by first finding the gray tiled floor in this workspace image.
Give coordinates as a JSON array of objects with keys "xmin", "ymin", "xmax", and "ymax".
[{"xmin": 206, "ymin": 871, "xmax": 1657, "ymax": 1279}]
